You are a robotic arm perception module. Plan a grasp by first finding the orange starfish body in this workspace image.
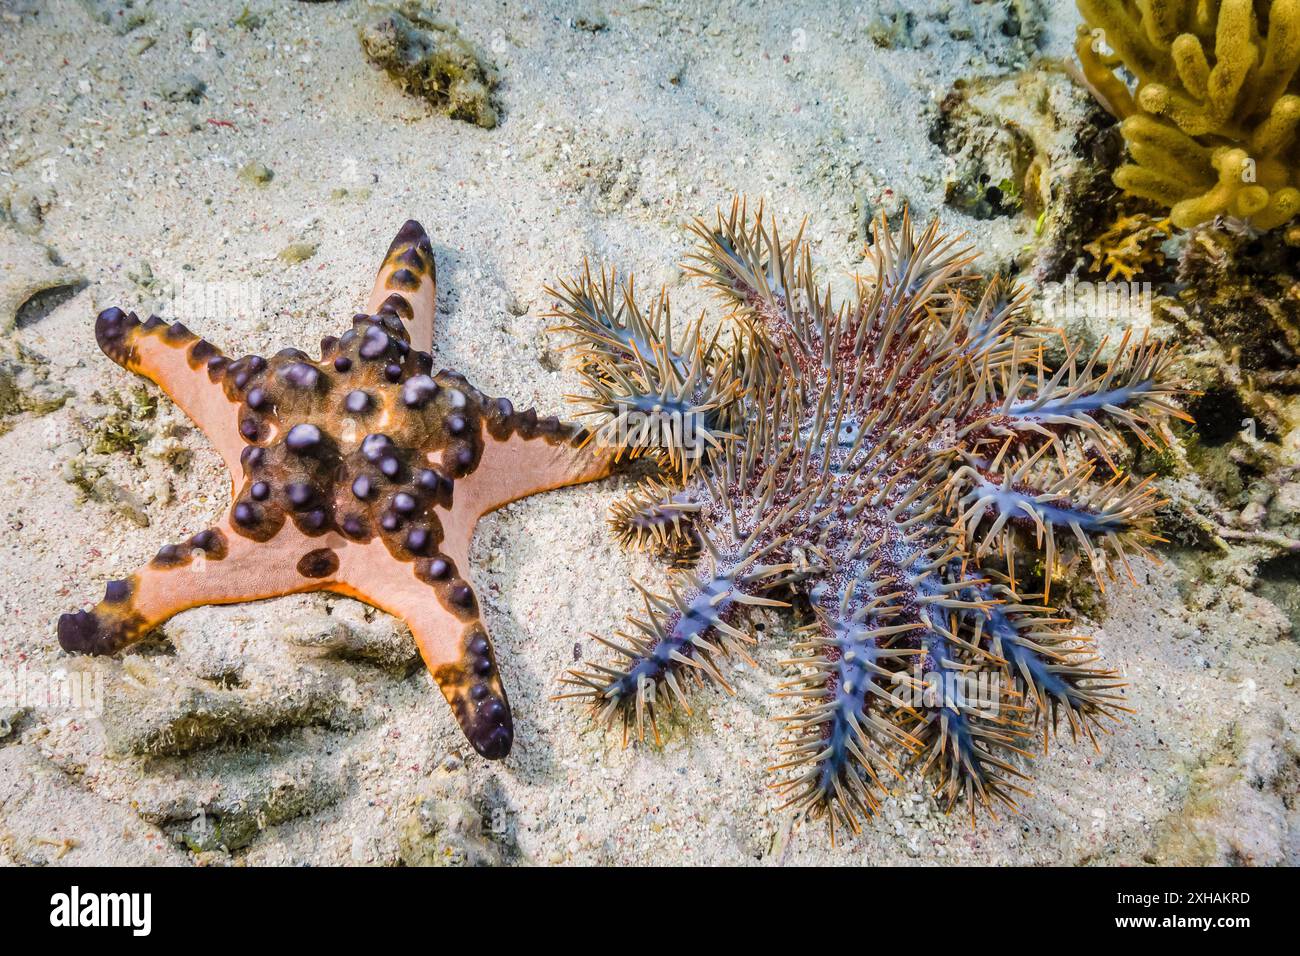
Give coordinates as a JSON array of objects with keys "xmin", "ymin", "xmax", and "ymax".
[{"xmin": 58, "ymin": 221, "xmax": 612, "ymax": 758}]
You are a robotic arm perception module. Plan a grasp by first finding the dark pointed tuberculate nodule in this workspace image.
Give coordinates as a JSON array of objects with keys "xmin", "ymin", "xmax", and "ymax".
[
  {"xmin": 548, "ymin": 196, "xmax": 1188, "ymax": 842},
  {"xmin": 56, "ymin": 219, "xmax": 615, "ymax": 761}
]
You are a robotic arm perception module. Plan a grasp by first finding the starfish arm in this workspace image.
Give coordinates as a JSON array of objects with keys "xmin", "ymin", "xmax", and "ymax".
[
  {"xmin": 93, "ymin": 308, "xmax": 246, "ymax": 477},
  {"xmin": 57, "ymin": 514, "xmax": 328, "ymax": 656},
  {"xmin": 454, "ymin": 420, "xmax": 615, "ymax": 519},
  {"xmin": 334, "ymin": 540, "xmax": 513, "ymax": 759},
  {"xmin": 366, "ymin": 220, "xmax": 436, "ymax": 352}
]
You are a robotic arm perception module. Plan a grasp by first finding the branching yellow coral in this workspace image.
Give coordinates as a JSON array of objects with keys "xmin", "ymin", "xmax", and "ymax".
[
  {"xmin": 1076, "ymin": 0, "xmax": 1300, "ymax": 230},
  {"xmin": 1085, "ymin": 211, "xmax": 1173, "ymax": 279}
]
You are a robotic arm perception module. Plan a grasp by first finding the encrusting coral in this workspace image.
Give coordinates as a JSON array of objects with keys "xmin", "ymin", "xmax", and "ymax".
[
  {"xmin": 57, "ymin": 221, "xmax": 612, "ymax": 760},
  {"xmin": 1085, "ymin": 210, "xmax": 1174, "ymax": 279},
  {"xmin": 1076, "ymin": 0, "xmax": 1300, "ymax": 230},
  {"xmin": 549, "ymin": 199, "xmax": 1188, "ymax": 840}
]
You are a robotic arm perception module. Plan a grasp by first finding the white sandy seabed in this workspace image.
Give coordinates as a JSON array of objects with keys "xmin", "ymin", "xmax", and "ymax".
[{"xmin": 0, "ymin": 0, "xmax": 1296, "ymax": 865}]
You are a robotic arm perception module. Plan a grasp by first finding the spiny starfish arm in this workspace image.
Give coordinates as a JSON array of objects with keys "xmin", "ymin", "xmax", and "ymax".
[
  {"xmin": 57, "ymin": 513, "xmax": 326, "ymax": 656},
  {"xmin": 953, "ymin": 275, "xmax": 1029, "ymax": 360},
  {"xmin": 683, "ymin": 195, "xmax": 819, "ymax": 342},
  {"xmin": 557, "ymin": 573, "xmax": 747, "ymax": 746},
  {"xmin": 557, "ymin": 532, "xmax": 789, "ymax": 745},
  {"xmin": 770, "ymin": 601, "xmax": 924, "ymax": 844},
  {"xmin": 93, "ymin": 307, "xmax": 246, "ymax": 478},
  {"xmin": 994, "ymin": 330, "xmax": 1189, "ymax": 456},
  {"xmin": 908, "ymin": 604, "xmax": 1036, "ymax": 824},
  {"xmin": 365, "ymin": 219, "xmax": 437, "ymax": 353},
  {"xmin": 862, "ymin": 208, "xmax": 977, "ymax": 313},
  {"xmin": 608, "ymin": 478, "xmax": 702, "ymax": 557},
  {"xmin": 546, "ymin": 262, "xmax": 668, "ymax": 369},
  {"xmin": 958, "ymin": 583, "xmax": 1131, "ymax": 749},
  {"xmin": 684, "ymin": 198, "xmax": 979, "ymax": 360},
  {"xmin": 950, "ymin": 458, "xmax": 1163, "ymax": 595},
  {"xmin": 546, "ymin": 266, "xmax": 748, "ymax": 478},
  {"xmin": 332, "ymin": 540, "xmax": 512, "ymax": 759}
]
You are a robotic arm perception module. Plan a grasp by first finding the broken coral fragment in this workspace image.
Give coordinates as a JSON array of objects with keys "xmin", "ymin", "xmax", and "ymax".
[
  {"xmin": 1076, "ymin": 0, "xmax": 1300, "ymax": 230},
  {"xmin": 359, "ymin": 4, "xmax": 500, "ymax": 129}
]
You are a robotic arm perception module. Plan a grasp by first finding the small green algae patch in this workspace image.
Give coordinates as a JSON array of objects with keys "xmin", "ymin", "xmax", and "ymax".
[
  {"xmin": 277, "ymin": 242, "xmax": 318, "ymax": 265},
  {"xmin": 238, "ymin": 161, "xmax": 274, "ymax": 187},
  {"xmin": 232, "ymin": 5, "xmax": 262, "ymax": 31}
]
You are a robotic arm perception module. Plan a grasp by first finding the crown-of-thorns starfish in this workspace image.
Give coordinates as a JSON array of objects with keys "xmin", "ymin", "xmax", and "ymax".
[
  {"xmin": 57, "ymin": 221, "xmax": 612, "ymax": 758},
  {"xmin": 549, "ymin": 198, "xmax": 1189, "ymax": 841}
]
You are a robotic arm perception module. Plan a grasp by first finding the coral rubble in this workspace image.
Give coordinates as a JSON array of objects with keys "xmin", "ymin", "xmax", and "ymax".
[{"xmin": 360, "ymin": 3, "xmax": 500, "ymax": 129}]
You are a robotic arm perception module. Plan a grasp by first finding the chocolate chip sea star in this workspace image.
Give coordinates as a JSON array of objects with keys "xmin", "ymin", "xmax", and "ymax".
[
  {"xmin": 550, "ymin": 199, "xmax": 1187, "ymax": 840},
  {"xmin": 58, "ymin": 221, "xmax": 611, "ymax": 759}
]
